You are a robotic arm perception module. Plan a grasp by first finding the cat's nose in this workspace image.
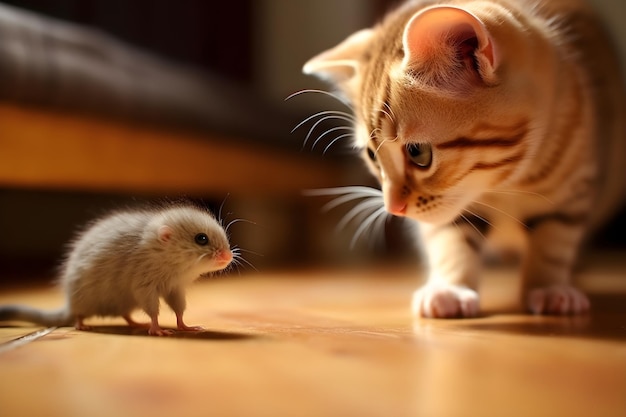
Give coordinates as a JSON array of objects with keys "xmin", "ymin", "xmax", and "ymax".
[
  {"xmin": 383, "ymin": 182, "xmax": 408, "ymax": 216},
  {"xmin": 387, "ymin": 200, "xmax": 407, "ymax": 216}
]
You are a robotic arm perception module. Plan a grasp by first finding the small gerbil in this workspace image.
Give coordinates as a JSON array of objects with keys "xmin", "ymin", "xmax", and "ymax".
[{"xmin": 0, "ymin": 203, "xmax": 233, "ymax": 336}]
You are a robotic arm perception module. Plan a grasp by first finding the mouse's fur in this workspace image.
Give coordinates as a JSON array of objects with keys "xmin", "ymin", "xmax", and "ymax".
[{"xmin": 0, "ymin": 204, "xmax": 233, "ymax": 336}]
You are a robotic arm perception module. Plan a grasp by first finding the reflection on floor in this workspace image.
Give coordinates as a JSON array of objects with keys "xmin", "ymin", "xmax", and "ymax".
[{"xmin": 1, "ymin": 256, "xmax": 625, "ymax": 417}]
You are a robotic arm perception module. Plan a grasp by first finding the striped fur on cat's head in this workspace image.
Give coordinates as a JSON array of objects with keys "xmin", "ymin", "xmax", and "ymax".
[{"xmin": 304, "ymin": 2, "xmax": 559, "ymax": 226}]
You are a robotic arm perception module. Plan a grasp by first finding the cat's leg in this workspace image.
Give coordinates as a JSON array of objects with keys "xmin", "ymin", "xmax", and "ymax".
[
  {"xmin": 522, "ymin": 213, "xmax": 590, "ymax": 315},
  {"xmin": 412, "ymin": 218, "xmax": 485, "ymax": 318},
  {"xmin": 164, "ymin": 288, "xmax": 203, "ymax": 332}
]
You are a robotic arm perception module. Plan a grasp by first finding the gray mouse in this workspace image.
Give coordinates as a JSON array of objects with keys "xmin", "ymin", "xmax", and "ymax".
[{"xmin": 0, "ymin": 204, "xmax": 233, "ymax": 336}]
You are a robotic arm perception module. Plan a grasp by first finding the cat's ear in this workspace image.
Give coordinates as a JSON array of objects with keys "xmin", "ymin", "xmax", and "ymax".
[
  {"xmin": 303, "ymin": 29, "xmax": 374, "ymax": 83},
  {"xmin": 402, "ymin": 6, "xmax": 498, "ymax": 82}
]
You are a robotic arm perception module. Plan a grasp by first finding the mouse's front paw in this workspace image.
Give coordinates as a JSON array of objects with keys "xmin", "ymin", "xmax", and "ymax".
[
  {"xmin": 526, "ymin": 285, "xmax": 590, "ymax": 315},
  {"xmin": 412, "ymin": 284, "xmax": 479, "ymax": 318}
]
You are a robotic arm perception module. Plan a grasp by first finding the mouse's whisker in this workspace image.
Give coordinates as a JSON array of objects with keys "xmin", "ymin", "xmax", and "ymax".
[
  {"xmin": 194, "ymin": 253, "xmax": 210, "ymax": 265},
  {"xmin": 225, "ymin": 218, "xmax": 257, "ymax": 233},
  {"xmin": 227, "ymin": 245, "xmax": 261, "ymax": 274},
  {"xmin": 231, "ymin": 246, "xmax": 264, "ymax": 258},
  {"xmin": 232, "ymin": 252, "xmax": 259, "ymax": 272},
  {"xmin": 217, "ymin": 194, "xmax": 231, "ymax": 225}
]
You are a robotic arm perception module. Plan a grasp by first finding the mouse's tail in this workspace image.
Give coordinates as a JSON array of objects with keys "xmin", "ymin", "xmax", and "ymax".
[{"xmin": 0, "ymin": 305, "xmax": 72, "ymax": 327}]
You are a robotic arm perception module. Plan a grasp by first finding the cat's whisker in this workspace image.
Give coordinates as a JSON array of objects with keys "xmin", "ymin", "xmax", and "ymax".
[
  {"xmin": 379, "ymin": 107, "xmax": 395, "ymax": 123},
  {"xmin": 285, "ymin": 89, "xmax": 353, "ymax": 109},
  {"xmin": 369, "ymin": 128, "xmax": 382, "ymax": 139},
  {"xmin": 472, "ymin": 200, "xmax": 529, "ymax": 229},
  {"xmin": 350, "ymin": 207, "xmax": 389, "ymax": 249},
  {"xmin": 293, "ymin": 114, "xmax": 352, "ymax": 151},
  {"xmin": 329, "ymin": 110, "xmax": 355, "ymax": 121},
  {"xmin": 323, "ymin": 133, "xmax": 355, "ymax": 155},
  {"xmin": 313, "ymin": 189, "xmax": 383, "ymax": 212},
  {"xmin": 337, "ymin": 198, "xmax": 385, "ymax": 232},
  {"xmin": 291, "ymin": 110, "xmax": 354, "ymax": 135},
  {"xmin": 304, "ymin": 186, "xmax": 385, "ymax": 232},
  {"xmin": 291, "ymin": 111, "xmax": 324, "ymax": 134},
  {"xmin": 451, "ymin": 215, "xmax": 464, "ymax": 238},
  {"xmin": 370, "ymin": 206, "xmax": 391, "ymax": 249},
  {"xmin": 373, "ymin": 100, "xmax": 396, "ymax": 124},
  {"xmin": 462, "ymin": 207, "xmax": 492, "ymax": 226},
  {"xmin": 303, "ymin": 114, "xmax": 355, "ymax": 150},
  {"xmin": 483, "ymin": 189, "xmax": 555, "ymax": 205},
  {"xmin": 382, "ymin": 101, "xmax": 397, "ymax": 122},
  {"xmin": 459, "ymin": 213, "xmax": 488, "ymax": 243},
  {"xmin": 323, "ymin": 195, "xmax": 370, "ymax": 211},
  {"xmin": 304, "ymin": 185, "xmax": 387, "ymax": 250},
  {"xmin": 374, "ymin": 136, "xmax": 399, "ymax": 155},
  {"xmin": 462, "ymin": 207, "xmax": 497, "ymax": 237},
  {"xmin": 303, "ymin": 186, "xmax": 383, "ymax": 198},
  {"xmin": 311, "ymin": 126, "xmax": 354, "ymax": 151}
]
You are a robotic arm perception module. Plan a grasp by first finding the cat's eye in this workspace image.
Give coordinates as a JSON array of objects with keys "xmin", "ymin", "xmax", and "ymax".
[
  {"xmin": 366, "ymin": 147, "xmax": 377, "ymax": 162},
  {"xmin": 406, "ymin": 143, "xmax": 432, "ymax": 168},
  {"xmin": 194, "ymin": 233, "xmax": 209, "ymax": 246}
]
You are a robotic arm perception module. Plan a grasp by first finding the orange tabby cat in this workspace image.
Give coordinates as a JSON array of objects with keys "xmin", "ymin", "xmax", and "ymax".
[{"xmin": 303, "ymin": 0, "xmax": 625, "ymax": 317}]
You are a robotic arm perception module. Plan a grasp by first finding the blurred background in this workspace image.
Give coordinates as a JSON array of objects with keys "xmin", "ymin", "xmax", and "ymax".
[{"xmin": 0, "ymin": 0, "xmax": 624, "ymax": 279}]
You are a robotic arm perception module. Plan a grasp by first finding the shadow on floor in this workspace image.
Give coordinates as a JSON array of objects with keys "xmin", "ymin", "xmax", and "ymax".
[
  {"xmin": 453, "ymin": 294, "xmax": 626, "ymax": 343},
  {"xmin": 87, "ymin": 325, "xmax": 259, "ymax": 341}
]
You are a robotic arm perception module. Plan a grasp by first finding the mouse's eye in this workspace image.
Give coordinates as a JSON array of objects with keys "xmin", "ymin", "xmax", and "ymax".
[{"xmin": 194, "ymin": 233, "xmax": 209, "ymax": 246}]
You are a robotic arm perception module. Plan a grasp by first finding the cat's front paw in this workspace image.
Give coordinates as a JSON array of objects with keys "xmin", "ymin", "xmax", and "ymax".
[
  {"xmin": 525, "ymin": 285, "xmax": 590, "ymax": 315},
  {"xmin": 412, "ymin": 284, "xmax": 480, "ymax": 318}
]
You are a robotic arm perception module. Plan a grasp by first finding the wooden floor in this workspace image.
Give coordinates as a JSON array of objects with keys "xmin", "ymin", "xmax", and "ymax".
[{"xmin": 1, "ymin": 257, "xmax": 625, "ymax": 417}]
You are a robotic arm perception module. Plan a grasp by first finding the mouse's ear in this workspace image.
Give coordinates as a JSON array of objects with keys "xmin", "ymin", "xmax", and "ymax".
[{"xmin": 157, "ymin": 225, "xmax": 174, "ymax": 243}]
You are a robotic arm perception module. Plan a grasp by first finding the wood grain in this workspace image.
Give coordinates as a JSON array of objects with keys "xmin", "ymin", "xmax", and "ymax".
[{"xmin": 0, "ymin": 260, "xmax": 625, "ymax": 417}]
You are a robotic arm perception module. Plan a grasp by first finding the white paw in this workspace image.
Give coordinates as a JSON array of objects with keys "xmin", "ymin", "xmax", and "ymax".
[
  {"xmin": 526, "ymin": 285, "xmax": 590, "ymax": 315},
  {"xmin": 412, "ymin": 284, "xmax": 480, "ymax": 318}
]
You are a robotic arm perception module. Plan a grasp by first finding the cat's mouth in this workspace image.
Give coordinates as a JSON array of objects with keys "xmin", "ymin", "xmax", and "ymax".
[
  {"xmin": 398, "ymin": 192, "xmax": 471, "ymax": 226},
  {"xmin": 403, "ymin": 206, "xmax": 458, "ymax": 226}
]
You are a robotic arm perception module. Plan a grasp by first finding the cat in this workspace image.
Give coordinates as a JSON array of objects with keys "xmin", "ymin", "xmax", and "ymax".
[{"xmin": 302, "ymin": 0, "xmax": 626, "ymax": 318}]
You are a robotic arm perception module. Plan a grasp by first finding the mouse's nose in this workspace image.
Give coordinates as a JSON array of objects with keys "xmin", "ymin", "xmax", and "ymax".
[{"xmin": 216, "ymin": 249, "xmax": 233, "ymax": 265}]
